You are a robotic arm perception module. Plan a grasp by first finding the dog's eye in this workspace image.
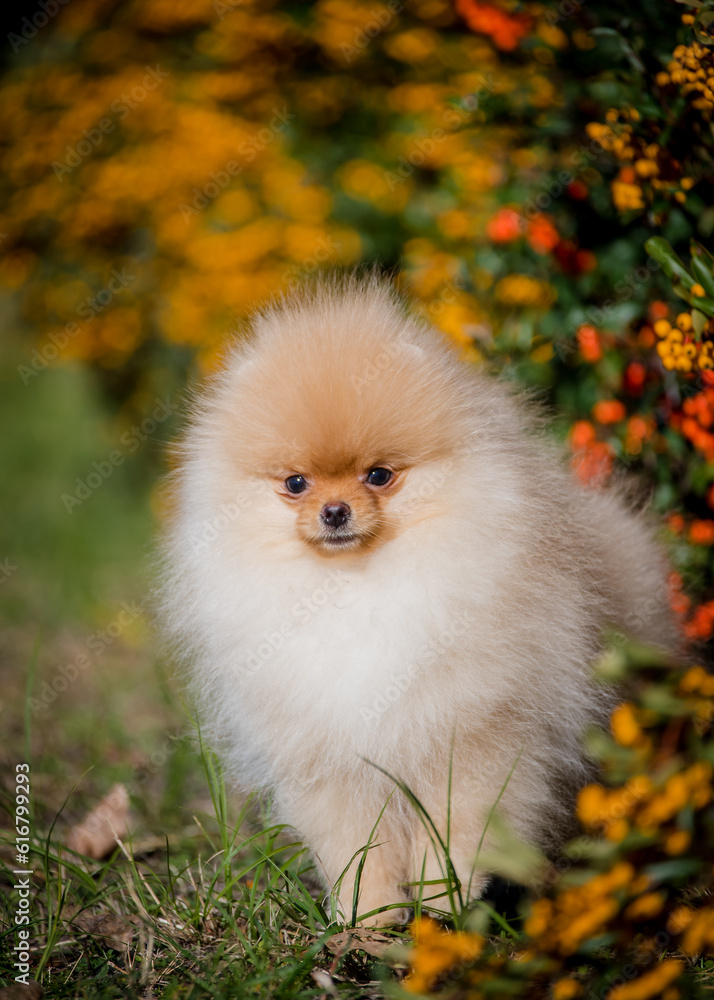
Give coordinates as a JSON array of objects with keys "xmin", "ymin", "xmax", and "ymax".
[
  {"xmin": 366, "ymin": 467, "xmax": 392, "ymax": 487},
  {"xmin": 285, "ymin": 475, "xmax": 308, "ymax": 494}
]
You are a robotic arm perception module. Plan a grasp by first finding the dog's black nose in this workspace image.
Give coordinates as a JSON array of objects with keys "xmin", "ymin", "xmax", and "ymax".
[{"xmin": 321, "ymin": 503, "xmax": 351, "ymax": 529}]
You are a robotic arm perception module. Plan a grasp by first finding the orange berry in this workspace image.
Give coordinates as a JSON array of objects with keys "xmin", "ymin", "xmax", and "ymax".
[
  {"xmin": 570, "ymin": 420, "xmax": 596, "ymax": 449},
  {"xmin": 577, "ymin": 324, "xmax": 602, "ymax": 362},
  {"xmin": 689, "ymin": 519, "xmax": 714, "ymax": 545},
  {"xmin": 593, "ymin": 399, "xmax": 626, "ymax": 424},
  {"xmin": 649, "ymin": 301, "xmax": 669, "ymax": 321}
]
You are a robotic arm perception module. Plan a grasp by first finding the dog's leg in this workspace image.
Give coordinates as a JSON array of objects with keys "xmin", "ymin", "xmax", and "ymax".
[{"xmin": 276, "ymin": 778, "xmax": 411, "ymax": 926}]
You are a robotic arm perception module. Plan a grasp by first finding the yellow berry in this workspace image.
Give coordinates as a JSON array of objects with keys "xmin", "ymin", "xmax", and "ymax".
[
  {"xmin": 654, "ymin": 319, "xmax": 672, "ymax": 336},
  {"xmin": 692, "ymin": 283, "xmax": 706, "ymax": 297},
  {"xmin": 666, "ymin": 829, "xmax": 691, "ymax": 855},
  {"xmin": 676, "ymin": 312, "xmax": 693, "ymax": 332},
  {"xmin": 675, "ymin": 191, "xmax": 686, "ymax": 203}
]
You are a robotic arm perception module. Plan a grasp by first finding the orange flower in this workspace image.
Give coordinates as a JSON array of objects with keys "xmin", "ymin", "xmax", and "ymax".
[
  {"xmin": 567, "ymin": 180, "xmax": 589, "ymax": 200},
  {"xmin": 555, "ymin": 239, "xmax": 594, "ymax": 274},
  {"xmin": 572, "ymin": 440, "xmax": 614, "ymax": 488},
  {"xmin": 648, "ymin": 301, "xmax": 669, "ymax": 322},
  {"xmin": 527, "ymin": 214, "xmax": 560, "ymax": 254},
  {"xmin": 570, "ymin": 420, "xmax": 596, "ymax": 449},
  {"xmin": 611, "ymin": 702, "xmax": 643, "ymax": 747},
  {"xmin": 669, "ymin": 571, "xmax": 691, "ymax": 618},
  {"xmin": 486, "ymin": 206, "xmax": 523, "ymax": 242},
  {"xmin": 689, "ymin": 520, "xmax": 714, "ymax": 546},
  {"xmin": 638, "ymin": 325, "xmax": 656, "ymax": 349},
  {"xmin": 575, "ymin": 249, "xmax": 597, "ymax": 273},
  {"xmin": 593, "ymin": 400, "xmax": 626, "ymax": 424},
  {"xmin": 619, "ymin": 166, "xmax": 637, "ymax": 184},
  {"xmin": 456, "ymin": 0, "xmax": 532, "ymax": 50},
  {"xmin": 577, "ymin": 324, "xmax": 602, "ymax": 363},
  {"xmin": 623, "ymin": 361, "xmax": 646, "ymax": 394},
  {"xmin": 683, "ymin": 605, "xmax": 714, "ymax": 640},
  {"xmin": 626, "ymin": 415, "xmax": 651, "ymax": 440},
  {"xmin": 624, "ymin": 414, "xmax": 653, "ymax": 455}
]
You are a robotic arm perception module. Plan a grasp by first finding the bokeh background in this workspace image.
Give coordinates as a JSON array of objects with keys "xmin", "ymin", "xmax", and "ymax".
[{"xmin": 2, "ymin": 0, "xmax": 714, "ymax": 994}]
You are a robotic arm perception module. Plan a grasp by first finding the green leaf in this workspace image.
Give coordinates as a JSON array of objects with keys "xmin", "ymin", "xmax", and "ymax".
[
  {"xmin": 646, "ymin": 238, "xmax": 714, "ymax": 317},
  {"xmin": 690, "ymin": 240, "xmax": 714, "ymax": 297},
  {"xmin": 645, "ymin": 858, "xmax": 702, "ymax": 883},
  {"xmin": 645, "ymin": 237, "xmax": 695, "ymax": 291},
  {"xmin": 687, "ymin": 293, "xmax": 714, "ymax": 319},
  {"xmin": 693, "ymin": 309, "xmax": 708, "ymax": 336}
]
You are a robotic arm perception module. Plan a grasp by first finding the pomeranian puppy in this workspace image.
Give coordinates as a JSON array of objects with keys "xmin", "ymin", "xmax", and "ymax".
[{"xmin": 161, "ymin": 273, "xmax": 678, "ymax": 925}]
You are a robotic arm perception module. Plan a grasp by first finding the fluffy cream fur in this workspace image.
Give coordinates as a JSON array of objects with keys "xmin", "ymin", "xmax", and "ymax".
[{"xmin": 160, "ymin": 273, "xmax": 678, "ymax": 924}]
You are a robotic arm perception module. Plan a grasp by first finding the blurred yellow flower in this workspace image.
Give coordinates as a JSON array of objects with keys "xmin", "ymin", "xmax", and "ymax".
[
  {"xmin": 607, "ymin": 959, "xmax": 683, "ymax": 999},
  {"xmin": 494, "ymin": 274, "xmax": 555, "ymax": 308}
]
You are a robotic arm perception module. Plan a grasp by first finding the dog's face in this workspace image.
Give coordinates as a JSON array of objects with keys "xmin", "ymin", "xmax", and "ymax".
[
  {"xmin": 274, "ymin": 462, "xmax": 405, "ymax": 554},
  {"xmin": 209, "ymin": 293, "xmax": 472, "ymax": 559}
]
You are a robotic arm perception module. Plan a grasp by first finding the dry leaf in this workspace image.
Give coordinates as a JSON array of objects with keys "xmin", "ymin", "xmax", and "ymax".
[
  {"xmin": 64, "ymin": 783, "xmax": 130, "ymax": 859},
  {"xmin": 72, "ymin": 911, "xmax": 141, "ymax": 951},
  {"xmin": 324, "ymin": 928, "xmax": 394, "ymax": 959},
  {"xmin": 0, "ymin": 983, "xmax": 43, "ymax": 999}
]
